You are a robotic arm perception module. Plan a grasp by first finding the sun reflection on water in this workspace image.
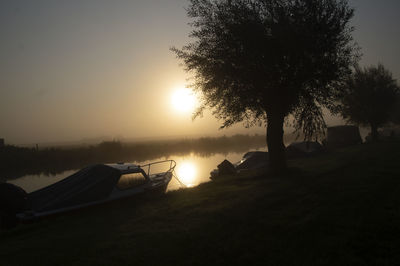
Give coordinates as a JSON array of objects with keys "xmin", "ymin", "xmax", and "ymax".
[{"xmin": 176, "ymin": 161, "xmax": 197, "ymax": 187}]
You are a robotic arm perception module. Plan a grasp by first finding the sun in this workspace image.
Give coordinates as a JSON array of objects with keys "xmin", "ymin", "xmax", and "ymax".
[{"xmin": 171, "ymin": 87, "xmax": 196, "ymax": 113}]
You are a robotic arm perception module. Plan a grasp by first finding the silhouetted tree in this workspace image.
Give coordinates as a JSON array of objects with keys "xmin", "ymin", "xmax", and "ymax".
[
  {"xmin": 337, "ymin": 64, "xmax": 399, "ymax": 141},
  {"xmin": 172, "ymin": 0, "xmax": 358, "ymax": 173}
]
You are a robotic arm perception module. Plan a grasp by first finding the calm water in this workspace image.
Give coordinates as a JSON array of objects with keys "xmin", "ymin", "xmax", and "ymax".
[{"xmin": 7, "ymin": 150, "xmax": 264, "ymax": 193}]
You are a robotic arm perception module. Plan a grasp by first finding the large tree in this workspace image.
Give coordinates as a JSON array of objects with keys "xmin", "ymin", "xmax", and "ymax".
[
  {"xmin": 338, "ymin": 64, "xmax": 399, "ymax": 141},
  {"xmin": 172, "ymin": 0, "xmax": 358, "ymax": 173}
]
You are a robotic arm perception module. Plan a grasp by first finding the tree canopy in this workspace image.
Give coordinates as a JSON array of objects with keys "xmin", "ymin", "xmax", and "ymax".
[
  {"xmin": 337, "ymin": 64, "xmax": 399, "ymax": 141},
  {"xmin": 172, "ymin": 0, "xmax": 358, "ymax": 172}
]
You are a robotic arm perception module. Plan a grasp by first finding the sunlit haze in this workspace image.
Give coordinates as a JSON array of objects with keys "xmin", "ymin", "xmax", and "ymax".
[
  {"xmin": 0, "ymin": 0, "xmax": 399, "ymax": 145},
  {"xmin": 171, "ymin": 87, "xmax": 197, "ymax": 113}
]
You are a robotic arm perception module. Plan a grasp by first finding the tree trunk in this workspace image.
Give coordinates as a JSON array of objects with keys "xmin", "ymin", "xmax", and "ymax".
[
  {"xmin": 370, "ymin": 123, "xmax": 379, "ymax": 142},
  {"xmin": 267, "ymin": 112, "xmax": 287, "ymax": 174}
]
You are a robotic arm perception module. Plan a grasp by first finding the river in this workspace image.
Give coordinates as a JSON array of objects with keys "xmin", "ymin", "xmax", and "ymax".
[{"xmin": 7, "ymin": 149, "xmax": 266, "ymax": 193}]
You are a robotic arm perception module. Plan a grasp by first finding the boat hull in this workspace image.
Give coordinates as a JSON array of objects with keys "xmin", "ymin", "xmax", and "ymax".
[{"xmin": 17, "ymin": 172, "xmax": 173, "ymax": 222}]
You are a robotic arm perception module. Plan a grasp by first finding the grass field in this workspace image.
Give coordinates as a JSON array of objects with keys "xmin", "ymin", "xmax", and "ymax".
[{"xmin": 1, "ymin": 140, "xmax": 400, "ymax": 265}]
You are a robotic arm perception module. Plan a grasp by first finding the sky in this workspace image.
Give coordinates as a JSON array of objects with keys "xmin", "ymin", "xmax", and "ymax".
[{"xmin": 0, "ymin": 0, "xmax": 399, "ymax": 145}]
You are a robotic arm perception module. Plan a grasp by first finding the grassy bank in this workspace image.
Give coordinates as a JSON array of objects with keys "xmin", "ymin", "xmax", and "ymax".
[{"xmin": 1, "ymin": 140, "xmax": 400, "ymax": 265}]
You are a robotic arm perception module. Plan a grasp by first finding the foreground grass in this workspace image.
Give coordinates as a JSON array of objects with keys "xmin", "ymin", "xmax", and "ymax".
[{"xmin": 1, "ymin": 140, "xmax": 400, "ymax": 265}]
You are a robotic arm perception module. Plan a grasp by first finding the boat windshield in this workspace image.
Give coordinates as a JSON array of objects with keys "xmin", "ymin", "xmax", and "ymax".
[{"xmin": 116, "ymin": 172, "xmax": 148, "ymax": 190}]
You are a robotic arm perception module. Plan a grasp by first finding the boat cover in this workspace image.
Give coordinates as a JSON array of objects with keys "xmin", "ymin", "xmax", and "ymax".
[
  {"xmin": 236, "ymin": 151, "xmax": 269, "ymax": 170},
  {"xmin": 28, "ymin": 164, "xmax": 120, "ymax": 212}
]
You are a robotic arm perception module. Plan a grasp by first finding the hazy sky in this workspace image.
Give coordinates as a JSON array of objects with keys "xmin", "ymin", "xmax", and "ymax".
[{"xmin": 0, "ymin": 0, "xmax": 399, "ymax": 145}]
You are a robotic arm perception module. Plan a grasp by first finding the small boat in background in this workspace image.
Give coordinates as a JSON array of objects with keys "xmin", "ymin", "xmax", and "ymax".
[
  {"xmin": 210, "ymin": 151, "xmax": 268, "ymax": 179},
  {"xmin": 0, "ymin": 160, "xmax": 176, "ymax": 229}
]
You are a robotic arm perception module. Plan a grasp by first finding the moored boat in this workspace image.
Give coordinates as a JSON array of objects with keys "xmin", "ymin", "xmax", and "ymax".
[{"xmin": 0, "ymin": 160, "xmax": 176, "ymax": 229}]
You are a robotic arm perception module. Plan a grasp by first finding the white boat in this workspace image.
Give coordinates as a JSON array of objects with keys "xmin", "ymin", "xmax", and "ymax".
[{"xmin": 0, "ymin": 160, "xmax": 176, "ymax": 228}]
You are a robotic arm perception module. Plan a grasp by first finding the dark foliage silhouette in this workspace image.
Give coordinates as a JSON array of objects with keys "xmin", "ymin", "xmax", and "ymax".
[
  {"xmin": 337, "ymin": 64, "xmax": 399, "ymax": 141},
  {"xmin": 172, "ymin": 0, "xmax": 358, "ymax": 173}
]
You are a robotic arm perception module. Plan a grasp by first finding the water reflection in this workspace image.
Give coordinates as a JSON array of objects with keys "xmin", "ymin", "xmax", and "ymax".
[
  {"xmin": 8, "ymin": 170, "xmax": 76, "ymax": 193},
  {"xmin": 7, "ymin": 150, "xmax": 265, "ymax": 193},
  {"xmin": 176, "ymin": 161, "xmax": 197, "ymax": 187}
]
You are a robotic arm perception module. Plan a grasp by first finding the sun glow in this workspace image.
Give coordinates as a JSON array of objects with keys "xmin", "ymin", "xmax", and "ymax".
[
  {"xmin": 176, "ymin": 161, "xmax": 197, "ymax": 186},
  {"xmin": 171, "ymin": 87, "xmax": 196, "ymax": 113}
]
